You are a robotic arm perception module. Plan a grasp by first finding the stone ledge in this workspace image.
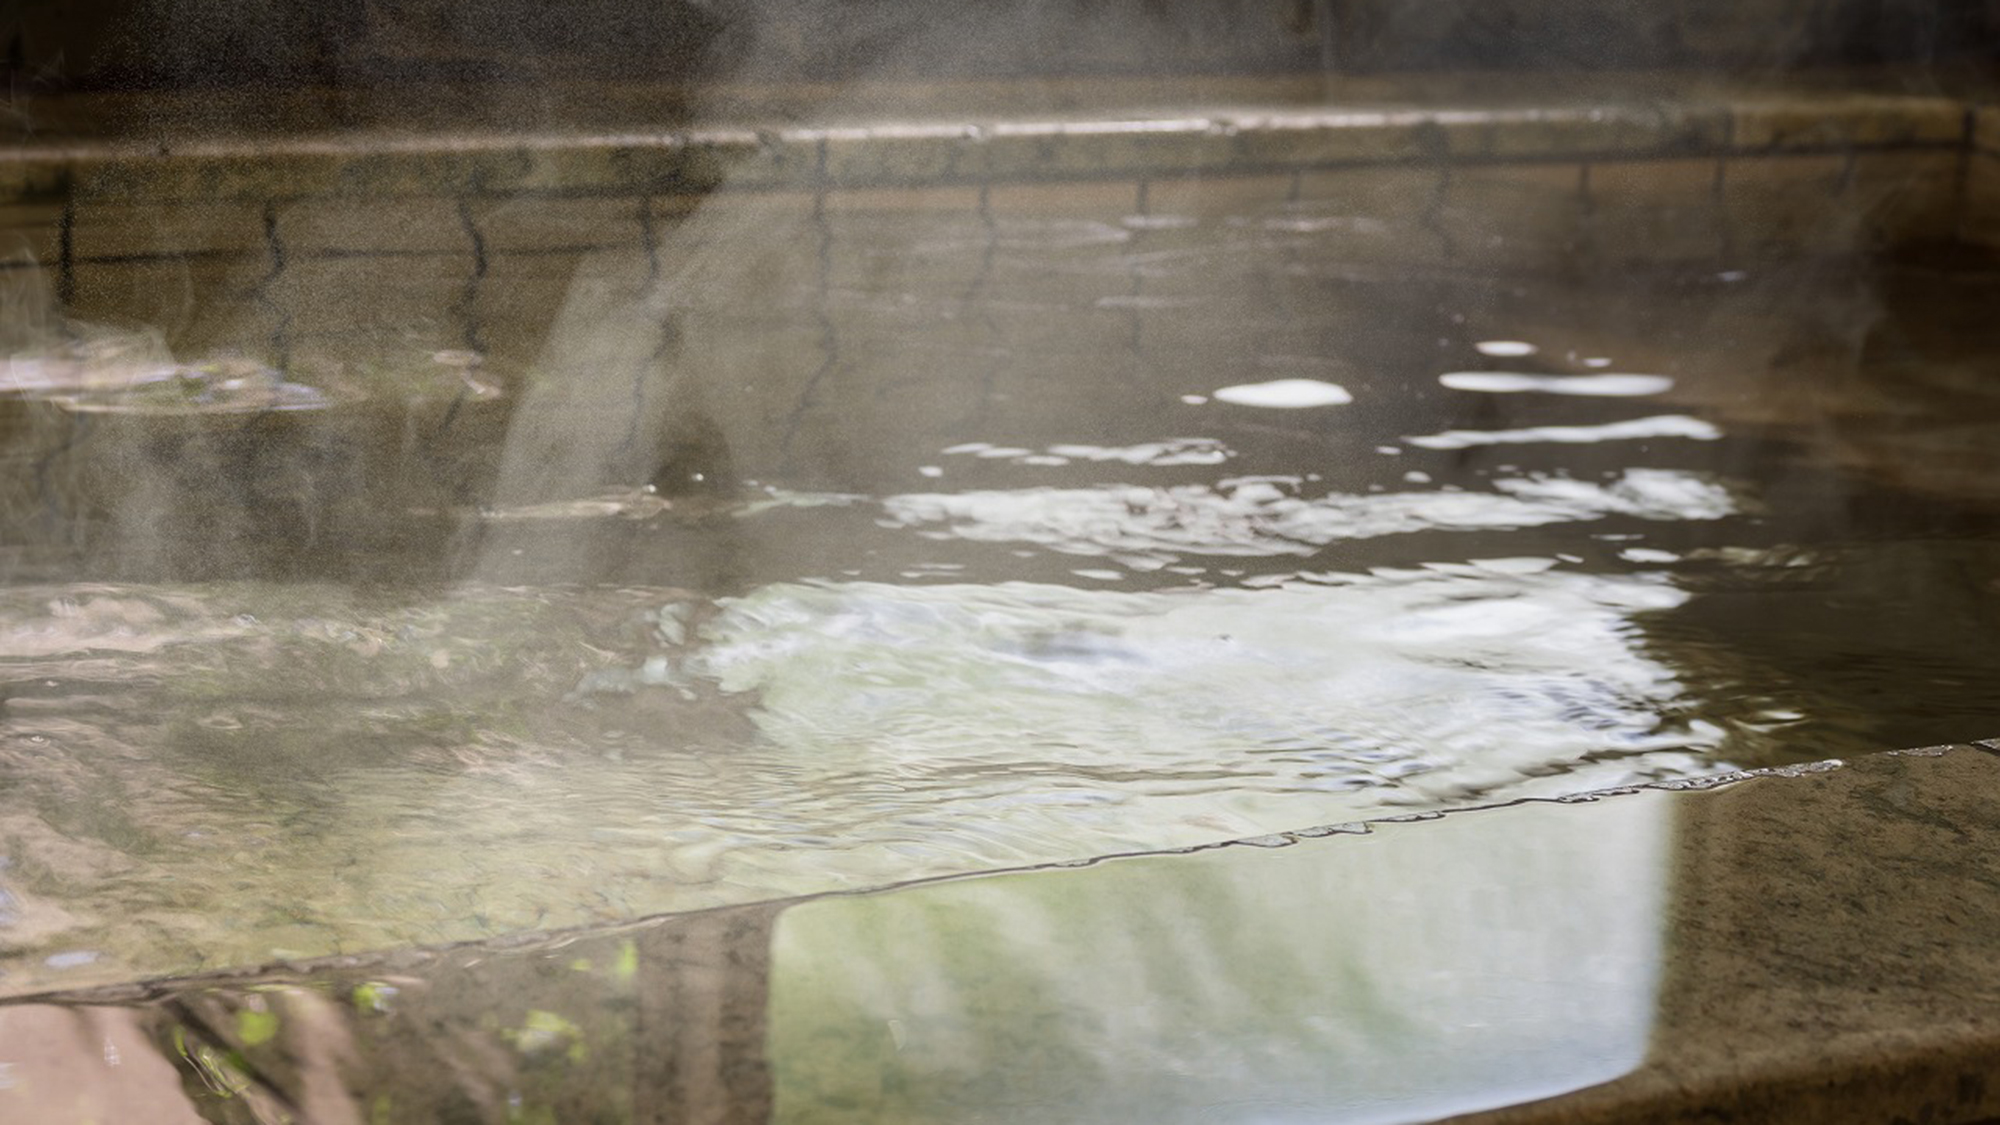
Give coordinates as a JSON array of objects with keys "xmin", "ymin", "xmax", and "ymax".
[
  {"xmin": 5, "ymin": 741, "xmax": 2000, "ymax": 1124},
  {"xmin": 0, "ymin": 91, "xmax": 1973, "ymax": 207},
  {"xmin": 1976, "ymin": 105, "xmax": 2000, "ymax": 155}
]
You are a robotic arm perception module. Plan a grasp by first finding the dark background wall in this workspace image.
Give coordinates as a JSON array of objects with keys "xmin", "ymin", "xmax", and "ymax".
[{"xmin": 7, "ymin": 0, "xmax": 1999, "ymax": 94}]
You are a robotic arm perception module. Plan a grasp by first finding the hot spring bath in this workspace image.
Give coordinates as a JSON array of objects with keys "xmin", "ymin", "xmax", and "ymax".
[{"xmin": 1, "ymin": 58, "xmax": 1999, "ymax": 1122}]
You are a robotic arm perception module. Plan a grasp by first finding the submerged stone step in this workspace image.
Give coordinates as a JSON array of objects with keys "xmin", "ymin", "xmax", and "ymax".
[{"xmin": 3, "ymin": 740, "xmax": 1996, "ymax": 1124}]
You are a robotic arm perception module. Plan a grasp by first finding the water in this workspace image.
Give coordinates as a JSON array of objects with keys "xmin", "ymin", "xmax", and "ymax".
[{"xmin": 1, "ymin": 193, "xmax": 1998, "ymax": 995}]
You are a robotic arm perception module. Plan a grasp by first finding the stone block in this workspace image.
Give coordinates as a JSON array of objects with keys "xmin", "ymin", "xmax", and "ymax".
[
  {"xmin": 69, "ymin": 202, "xmax": 269, "ymax": 262},
  {"xmin": 820, "ymin": 185, "xmax": 984, "ymax": 217},
  {"xmin": 1289, "ymin": 164, "xmax": 1452, "ymax": 266},
  {"xmin": 280, "ymin": 196, "xmax": 472, "ymax": 257},
  {"xmin": 1977, "ymin": 106, "xmax": 2000, "ymax": 156},
  {"xmin": 1719, "ymin": 153, "xmax": 1856, "ymax": 256},
  {"xmin": 0, "ymin": 204, "xmax": 65, "ymax": 269},
  {"xmin": 265, "ymin": 254, "xmax": 471, "ymax": 339},
  {"xmin": 1730, "ymin": 94, "xmax": 1964, "ymax": 152},
  {"xmin": 820, "ymin": 124, "xmax": 985, "ymax": 188},
  {"xmin": 1964, "ymin": 153, "xmax": 2000, "ymax": 251},
  {"xmin": 1846, "ymin": 151, "xmax": 1963, "ymax": 249},
  {"xmin": 1582, "ymin": 157, "xmax": 1726, "ymax": 265},
  {"xmin": 1436, "ymin": 162, "xmax": 1585, "ymax": 270},
  {"xmin": 1437, "ymin": 103, "xmax": 1727, "ymax": 161},
  {"xmin": 1140, "ymin": 173, "xmax": 1297, "ymax": 221},
  {"xmin": 64, "ymin": 257, "xmax": 275, "ymax": 354},
  {"xmin": 985, "ymin": 179, "xmax": 1141, "ymax": 221},
  {"xmin": 968, "ymin": 119, "xmax": 1240, "ymax": 183},
  {"xmin": 468, "ymin": 194, "xmax": 649, "ymax": 256},
  {"xmin": 1229, "ymin": 109, "xmax": 1445, "ymax": 168}
]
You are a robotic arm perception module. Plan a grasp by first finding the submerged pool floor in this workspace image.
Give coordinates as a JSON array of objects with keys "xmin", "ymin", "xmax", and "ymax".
[{"xmin": 0, "ymin": 197, "xmax": 1997, "ymax": 995}]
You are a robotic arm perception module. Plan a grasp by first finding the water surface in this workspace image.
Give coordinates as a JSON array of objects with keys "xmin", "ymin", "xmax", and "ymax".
[{"xmin": 1, "ymin": 195, "xmax": 1997, "ymax": 993}]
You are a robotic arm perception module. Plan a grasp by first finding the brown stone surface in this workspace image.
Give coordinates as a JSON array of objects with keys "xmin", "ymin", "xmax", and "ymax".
[
  {"xmin": 1449, "ymin": 745, "xmax": 2000, "ymax": 1125},
  {"xmin": 6, "ymin": 746, "xmax": 2000, "ymax": 1122},
  {"xmin": 1582, "ymin": 156, "xmax": 1726, "ymax": 264},
  {"xmin": 1719, "ymin": 151, "xmax": 1857, "ymax": 255},
  {"xmin": 0, "ymin": 87, "xmax": 1975, "ymax": 209},
  {"xmin": 1978, "ymin": 106, "xmax": 2000, "ymax": 155},
  {"xmin": 1436, "ymin": 162, "xmax": 1587, "ymax": 270},
  {"xmin": 1848, "ymin": 149, "xmax": 1965, "ymax": 247},
  {"xmin": 1967, "ymin": 153, "xmax": 2000, "ymax": 249},
  {"xmin": 1729, "ymin": 93, "xmax": 1967, "ymax": 150}
]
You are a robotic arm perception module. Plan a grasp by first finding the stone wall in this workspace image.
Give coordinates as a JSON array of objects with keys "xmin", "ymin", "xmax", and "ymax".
[
  {"xmin": 1966, "ymin": 106, "xmax": 2000, "ymax": 250},
  {"xmin": 0, "ymin": 89, "xmax": 1973, "ymax": 521}
]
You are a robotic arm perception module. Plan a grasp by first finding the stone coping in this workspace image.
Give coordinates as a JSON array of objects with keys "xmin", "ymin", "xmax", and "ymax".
[
  {"xmin": 5, "ymin": 740, "xmax": 2000, "ymax": 1123},
  {"xmin": 0, "ymin": 84, "xmax": 1973, "ymax": 205},
  {"xmin": 1976, "ymin": 104, "xmax": 2000, "ymax": 154}
]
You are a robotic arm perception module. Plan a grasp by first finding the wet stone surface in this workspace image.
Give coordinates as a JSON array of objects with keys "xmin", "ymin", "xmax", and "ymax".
[
  {"xmin": 4, "ymin": 745, "xmax": 2000, "ymax": 1124},
  {"xmin": 0, "ymin": 184, "xmax": 1996, "ymax": 1001}
]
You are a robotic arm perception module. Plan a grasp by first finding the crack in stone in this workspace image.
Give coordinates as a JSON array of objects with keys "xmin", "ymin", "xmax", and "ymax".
[
  {"xmin": 1418, "ymin": 162, "xmax": 1456, "ymax": 262},
  {"xmin": 1713, "ymin": 156, "xmax": 1733, "ymax": 262},
  {"xmin": 453, "ymin": 196, "xmax": 489, "ymax": 356},
  {"xmin": 778, "ymin": 139, "xmax": 839, "ymax": 471},
  {"xmin": 55, "ymin": 195, "xmax": 73, "ymax": 308},
  {"xmin": 618, "ymin": 193, "xmax": 675, "ymax": 459},
  {"xmin": 254, "ymin": 201, "xmax": 292, "ymax": 371},
  {"xmin": 1125, "ymin": 179, "xmax": 1150, "ymax": 359},
  {"xmin": 963, "ymin": 178, "xmax": 1004, "ymax": 422},
  {"xmin": 431, "ymin": 196, "xmax": 493, "ymax": 445},
  {"xmin": 638, "ymin": 193, "xmax": 664, "ymax": 286}
]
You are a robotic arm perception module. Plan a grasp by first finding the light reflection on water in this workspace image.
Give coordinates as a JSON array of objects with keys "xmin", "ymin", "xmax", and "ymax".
[
  {"xmin": 2, "ymin": 215, "xmax": 1999, "ymax": 998},
  {"xmin": 697, "ymin": 568, "xmax": 1720, "ymax": 800},
  {"xmin": 883, "ymin": 468, "xmax": 1734, "ymax": 560},
  {"xmin": 769, "ymin": 793, "xmax": 1672, "ymax": 1125},
  {"xmin": 0, "ymin": 556, "xmax": 1725, "ymax": 993}
]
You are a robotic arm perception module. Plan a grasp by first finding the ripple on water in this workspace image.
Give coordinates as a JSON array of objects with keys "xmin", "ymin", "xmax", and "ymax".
[
  {"xmin": 0, "ymin": 561, "xmax": 1732, "ymax": 992},
  {"xmin": 882, "ymin": 468, "xmax": 1735, "ymax": 564}
]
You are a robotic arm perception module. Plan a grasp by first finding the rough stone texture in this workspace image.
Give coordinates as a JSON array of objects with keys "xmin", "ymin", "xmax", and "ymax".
[
  {"xmin": 1450, "ymin": 745, "xmax": 2000, "ymax": 1125},
  {"xmin": 2, "ymin": 132, "xmax": 1969, "ymax": 389},
  {"xmin": 1581, "ymin": 157, "xmax": 1726, "ymax": 266},
  {"xmin": 1728, "ymin": 93, "xmax": 1967, "ymax": 150},
  {"xmin": 0, "ymin": 86, "xmax": 1986, "ymax": 329},
  {"xmin": 1967, "ymin": 152, "xmax": 2000, "ymax": 251},
  {"xmin": 1978, "ymin": 106, "xmax": 2000, "ymax": 155},
  {"xmin": 6, "ymin": 746, "xmax": 2000, "ymax": 1122},
  {"xmin": 0, "ymin": 91, "xmax": 1970, "ymax": 207}
]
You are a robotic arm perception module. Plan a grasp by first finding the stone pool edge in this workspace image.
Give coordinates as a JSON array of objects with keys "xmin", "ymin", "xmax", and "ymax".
[
  {"xmin": 0, "ymin": 751, "xmax": 1867, "ymax": 1008},
  {"xmin": 0, "ymin": 89, "xmax": 1971, "ymax": 204},
  {"xmin": 7, "ymin": 739, "xmax": 2000, "ymax": 1125}
]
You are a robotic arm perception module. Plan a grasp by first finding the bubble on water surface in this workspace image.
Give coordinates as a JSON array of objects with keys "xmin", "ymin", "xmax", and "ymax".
[
  {"xmin": 1439, "ymin": 372, "xmax": 1673, "ymax": 397},
  {"xmin": 883, "ymin": 468, "xmax": 1734, "ymax": 560},
  {"xmin": 945, "ymin": 439, "xmax": 1233, "ymax": 468},
  {"xmin": 1404, "ymin": 416, "xmax": 1721, "ymax": 450},
  {"xmin": 1210, "ymin": 379, "xmax": 1353, "ymax": 408}
]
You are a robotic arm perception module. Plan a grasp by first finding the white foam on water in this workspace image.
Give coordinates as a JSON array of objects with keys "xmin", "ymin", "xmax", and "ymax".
[
  {"xmin": 1439, "ymin": 372, "xmax": 1673, "ymax": 397},
  {"xmin": 1473, "ymin": 340, "xmax": 1538, "ymax": 357},
  {"xmin": 1210, "ymin": 378, "xmax": 1353, "ymax": 408},
  {"xmin": 1404, "ymin": 415, "xmax": 1721, "ymax": 450},
  {"xmin": 882, "ymin": 468, "xmax": 1735, "ymax": 560}
]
